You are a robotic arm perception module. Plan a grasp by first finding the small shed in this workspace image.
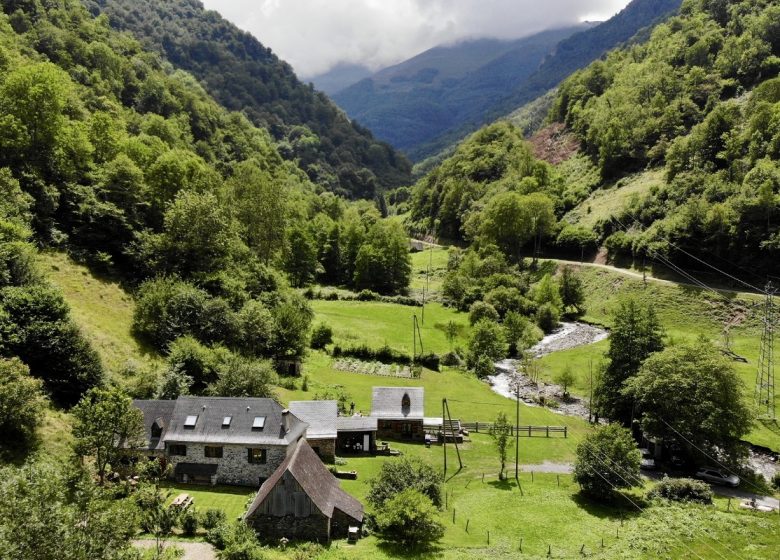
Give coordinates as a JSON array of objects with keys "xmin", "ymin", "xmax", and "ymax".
[
  {"xmin": 244, "ymin": 440, "xmax": 364, "ymax": 543},
  {"xmin": 336, "ymin": 416, "xmax": 378, "ymax": 454}
]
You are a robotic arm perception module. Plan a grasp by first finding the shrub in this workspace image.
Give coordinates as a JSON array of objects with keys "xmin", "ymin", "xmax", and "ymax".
[
  {"xmin": 310, "ymin": 323, "xmax": 333, "ymax": 350},
  {"xmin": 180, "ymin": 508, "xmax": 199, "ymax": 536},
  {"xmin": 474, "ymin": 355, "xmax": 496, "ymax": 379},
  {"xmin": 367, "ymin": 457, "xmax": 442, "ymax": 508},
  {"xmin": 648, "ymin": 477, "xmax": 713, "ymax": 504},
  {"xmin": 301, "ymin": 375, "xmax": 309, "ymax": 392},
  {"xmin": 201, "ymin": 508, "xmax": 226, "ymax": 531},
  {"xmin": 536, "ymin": 302, "xmax": 560, "ymax": 333},
  {"xmin": 573, "ymin": 424, "xmax": 641, "ymax": 501},
  {"xmin": 772, "ymin": 472, "xmax": 780, "ymax": 491},
  {"xmin": 357, "ymin": 289, "xmax": 379, "ymax": 301},
  {"xmin": 416, "ymin": 352, "xmax": 440, "ymax": 371},
  {"xmin": 374, "ymin": 489, "xmax": 444, "ymax": 549},
  {"xmin": 440, "ymin": 351, "xmax": 462, "ymax": 367},
  {"xmin": 468, "ymin": 301, "xmax": 500, "ymax": 326}
]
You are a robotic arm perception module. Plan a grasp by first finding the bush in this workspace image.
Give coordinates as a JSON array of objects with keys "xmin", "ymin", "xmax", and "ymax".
[
  {"xmin": 648, "ymin": 477, "xmax": 713, "ymax": 504},
  {"xmin": 310, "ymin": 323, "xmax": 333, "ymax": 350},
  {"xmin": 180, "ymin": 508, "xmax": 199, "ymax": 536},
  {"xmin": 374, "ymin": 489, "xmax": 444, "ymax": 549},
  {"xmin": 201, "ymin": 508, "xmax": 226, "ymax": 531},
  {"xmin": 367, "ymin": 457, "xmax": 442, "ymax": 508},
  {"xmin": 573, "ymin": 424, "xmax": 641, "ymax": 501},
  {"xmin": 468, "ymin": 301, "xmax": 500, "ymax": 326},
  {"xmin": 772, "ymin": 472, "xmax": 780, "ymax": 491},
  {"xmin": 536, "ymin": 302, "xmax": 560, "ymax": 333},
  {"xmin": 440, "ymin": 351, "xmax": 462, "ymax": 367},
  {"xmin": 357, "ymin": 289, "xmax": 380, "ymax": 301},
  {"xmin": 474, "ymin": 355, "xmax": 496, "ymax": 379}
]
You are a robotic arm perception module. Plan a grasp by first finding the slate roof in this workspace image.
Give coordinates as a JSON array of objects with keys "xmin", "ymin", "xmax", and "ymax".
[
  {"xmin": 370, "ymin": 387, "xmax": 424, "ymax": 420},
  {"xmin": 289, "ymin": 400, "xmax": 338, "ymax": 439},
  {"xmin": 133, "ymin": 399, "xmax": 175, "ymax": 451},
  {"xmin": 335, "ymin": 416, "xmax": 378, "ymax": 432},
  {"xmin": 245, "ymin": 439, "xmax": 363, "ymax": 522},
  {"xmin": 133, "ymin": 397, "xmax": 307, "ymax": 447}
]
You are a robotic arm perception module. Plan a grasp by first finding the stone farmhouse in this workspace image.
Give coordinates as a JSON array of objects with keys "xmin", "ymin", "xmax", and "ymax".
[
  {"xmin": 134, "ymin": 397, "xmax": 308, "ymax": 486},
  {"xmin": 371, "ymin": 386, "xmax": 425, "ymax": 441},
  {"xmin": 244, "ymin": 438, "xmax": 364, "ymax": 543}
]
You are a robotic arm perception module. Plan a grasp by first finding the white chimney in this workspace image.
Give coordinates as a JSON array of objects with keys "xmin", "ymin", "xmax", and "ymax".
[{"xmin": 281, "ymin": 409, "xmax": 291, "ymax": 433}]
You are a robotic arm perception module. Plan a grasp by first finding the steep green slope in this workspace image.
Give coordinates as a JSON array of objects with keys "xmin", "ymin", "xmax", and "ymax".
[
  {"xmin": 86, "ymin": 0, "xmax": 412, "ymax": 198},
  {"xmin": 552, "ymin": 0, "xmax": 780, "ymax": 275}
]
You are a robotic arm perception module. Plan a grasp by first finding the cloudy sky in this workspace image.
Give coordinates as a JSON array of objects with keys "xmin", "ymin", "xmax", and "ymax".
[{"xmin": 201, "ymin": 0, "xmax": 631, "ymax": 78}]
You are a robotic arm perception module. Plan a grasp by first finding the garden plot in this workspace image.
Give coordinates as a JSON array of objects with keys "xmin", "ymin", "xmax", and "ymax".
[{"xmin": 334, "ymin": 358, "xmax": 413, "ymax": 378}]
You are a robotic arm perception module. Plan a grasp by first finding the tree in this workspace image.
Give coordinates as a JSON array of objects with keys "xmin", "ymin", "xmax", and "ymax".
[
  {"xmin": 444, "ymin": 321, "xmax": 459, "ymax": 350},
  {"xmin": 374, "ymin": 489, "xmax": 444, "ymax": 549},
  {"xmin": 468, "ymin": 301, "xmax": 499, "ymax": 326},
  {"xmin": 221, "ymin": 159, "xmax": 288, "ymax": 263},
  {"xmin": 72, "ymin": 387, "xmax": 145, "ymax": 484},
  {"xmin": 310, "ymin": 323, "xmax": 333, "ymax": 350},
  {"xmin": 467, "ymin": 319, "xmax": 507, "ymax": 372},
  {"xmin": 0, "ymin": 462, "xmax": 139, "ymax": 560},
  {"xmin": 135, "ymin": 460, "xmax": 180, "ymax": 558},
  {"xmin": 284, "ymin": 225, "xmax": 318, "ymax": 288},
  {"xmin": 559, "ymin": 266, "xmax": 585, "ymax": 316},
  {"xmin": 0, "ymin": 357, "xmax": 45, "ymax": 459},
  {"xmin": 573, "ymin": 424, "xmax": 641, "ymax": 501},
  {"xmin": 596, "ymin": 298, "xmax": 664, "ymax": 424},
  {"xmin": 367, "ymin": 457, "xmax": 442, "ymax": 509},
  {"xmin": 555, "ymin": 366, "xmax": 576, "ymax": 399},
  {"xmin": 624, "ymin": 340, "xmax": 753, "ymax": 464},
  {"xmin": 207, "ymin": 356, "xmax": 276, "ymax": 398},
  {"xmin": 477, "ymin": 192, "xmax": 534, "ymax": 262},
  {"xmin": 132, "ymin": 278, "xmax": 208, "ymax": 351},
  {"xmin": 489, "ymin": 412, "xmax": 513, "ymax": 479}
]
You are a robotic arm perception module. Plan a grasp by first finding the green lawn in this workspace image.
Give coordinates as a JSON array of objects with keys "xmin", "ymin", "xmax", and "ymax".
[
  {"xmin": 410, "ymin": 245, "xmax": 450, "ymax": 296},
  {"xmin": 162, "ymin": 483, "xmax": 255, "ymax": 522},
  {"xmin": 310, "ymin": 299, "xmax": 469, "ymax": 356}
]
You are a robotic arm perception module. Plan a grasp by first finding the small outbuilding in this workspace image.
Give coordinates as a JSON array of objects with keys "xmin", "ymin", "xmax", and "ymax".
[
  {"xmin": 371, "ymin": 387, "xmax": 425, "ymax": 441},
  {"xmin": 336, "ymin": 415, "xmax": 378, "ymax": 454},
  {"xmin": 244, "ymin": 439, "xmax": 364, "ymax": 543}
]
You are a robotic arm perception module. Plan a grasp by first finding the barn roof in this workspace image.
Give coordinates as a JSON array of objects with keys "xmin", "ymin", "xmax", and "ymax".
[
  {"xmin": 370, "ymin": 387, "xmax": 424, "ymax": 420},
  {"xmin": 245, "ymin": 439, "xmax": 363, "ymax": 523},
  {"xmin": 336, "ymin": 415, "xmax": 378, "ymax": 432},
  {"xmin": 289, "ymin": 400, "xmax": 338, "ymax": 439},
  {"xmin": 133, "ymin": 397, "xmax": 307, "ymax": 447}
]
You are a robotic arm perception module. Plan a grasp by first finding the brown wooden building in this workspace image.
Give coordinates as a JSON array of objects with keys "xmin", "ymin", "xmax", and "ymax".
[
  {"xmin": 244, "ymin": 439, "xmax": 364, "ymax": 543},
  {"xmin": 371, "ymin": 387, "xmax": 425, "ymax": 441}
]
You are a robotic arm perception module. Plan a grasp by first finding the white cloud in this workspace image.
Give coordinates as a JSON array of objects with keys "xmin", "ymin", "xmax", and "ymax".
[{"xmin": 201, "ymin": 0, "xmax": 631, "ymax": 78}]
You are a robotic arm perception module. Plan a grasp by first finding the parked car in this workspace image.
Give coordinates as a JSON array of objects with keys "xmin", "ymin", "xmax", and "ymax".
[
  {"xmin": 695, "ymin": 468, "xmax": 740, "ymax": 487},
  {"xmin": 639, "ymin": 448, "xmax": 656, "ymax": 470}
]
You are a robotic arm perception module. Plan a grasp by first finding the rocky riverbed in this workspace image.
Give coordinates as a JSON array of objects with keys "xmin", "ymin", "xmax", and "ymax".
[{"xmin": 487, "ymin": 322, "xmax": 609, "ymax": 420}]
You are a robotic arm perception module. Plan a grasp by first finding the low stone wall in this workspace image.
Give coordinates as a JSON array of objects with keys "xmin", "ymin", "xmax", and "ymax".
[{"xmin": 167, "ymin": 443, "xmax": 288, "ymax": 486}]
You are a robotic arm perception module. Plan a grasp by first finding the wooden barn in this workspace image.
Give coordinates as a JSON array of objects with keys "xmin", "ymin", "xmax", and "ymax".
[{"xmin": 244, "ymin": 439, "xmax": 364, "ymax": 543}]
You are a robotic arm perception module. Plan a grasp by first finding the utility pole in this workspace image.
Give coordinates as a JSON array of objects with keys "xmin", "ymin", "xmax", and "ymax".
[
  {"xmin": 442, "ymin": 398, "xmax": 447, "ymax": 479},
  {"xmin": 755, "ymin": 282, "xmax": 776, "ymax": 419}
]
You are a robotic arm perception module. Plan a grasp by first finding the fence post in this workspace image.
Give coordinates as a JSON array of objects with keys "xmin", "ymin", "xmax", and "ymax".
[
  {"xmin": 557, "ymin": 475, "xmax": 560, "ymax": 486},
  {"xmin": 519, "ymin": 538, "xmax": 523, "ymax": 553},
  {"xmin": 453, "ymin": 508, "xmax": 456, "ymax": 523},
  {"xmin": 487, "ymin": 531, "xmax": 490, "ymax": 545},
  {"xmin": 466, "ymin": 519, "xmax": 469, "ymax": 533},
  {"xmin": 528, "ymin": 425, "xmax": 532, "ymax": 437},
  {"xmin": 546, "ymin": 425, "xmax": 550, "ymax": 437},
  {"xmin": 531, "ymin": 471, "xmax": 534, "ymax": 483},
  {"xmin": 476, "ymin": 421, "xmax": 479, "ymax": 433},
  {"xmin": 564, "ymin": 426, "xmax": 568, "ymax": 438}
]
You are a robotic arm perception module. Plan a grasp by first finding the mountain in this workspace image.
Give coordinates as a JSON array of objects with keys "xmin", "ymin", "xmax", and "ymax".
[
  {"xmin": 332, "ymin": 26, "xmax": 591, "ymax": 159},
  {"xmin": 85, "ymin": 0, "xmax": 412, "ymax": 198},
  {"xmin": 309, "ymin": 63, "xmax": 372, "ymax": 96},
  {"xmin": 336, "ymin": 0, "xmax": 682, "ymax": 162}
]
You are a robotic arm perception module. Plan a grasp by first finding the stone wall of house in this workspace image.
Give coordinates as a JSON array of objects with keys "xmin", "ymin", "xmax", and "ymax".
[
  {"xmin": 166, "ymin": 443, "xmax": 289, "ymax": 486},
  {"xmin": 305, "ymin": 438, "xmax": 336, "ymax": 463},
  {"xmin": 331, "ymin": 508, "xmax": 360, "ymax": 539},
  {"xmin": 247, "ymin": 513, "xmax": 330, "ymax": 543}
]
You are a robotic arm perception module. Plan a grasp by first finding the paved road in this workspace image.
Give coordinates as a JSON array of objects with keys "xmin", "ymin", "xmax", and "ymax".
[
  {"xmin": 711, "ymin": 486, "xmax": 779, "ymax": 511},
  {"xmin": 133, "ymin": 540, "xmax": 216, "ymax": 560}
]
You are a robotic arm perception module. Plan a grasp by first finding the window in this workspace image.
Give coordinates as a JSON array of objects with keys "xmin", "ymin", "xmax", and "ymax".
[
  {"xmin": 184, "ymin": 415, "xmax": 198, "ymax": 428},
  {"xmin": 204, "ymin": 446, "xmax": 223, "ymax": 458},
  {"xmin": 222, "ymin": 416, "xmax": 232, "ymax": 428},
  {"xmin": 252, "ymin": 416, "xmax": 266, "ymax": 430},
  {"xmin": 151, "ymin": 421, "xmax": 163, "ymax": 438},
  {"xmin": 401, "ymin": 393, "xmax": 411, "ymax": 414},
  {"xmin": 168, "ymin": 444, "xmax": 187, "ymax": 456},
  {"xmin": 247, "ymin": 448, "xmax": 267, "ymax": 464}
]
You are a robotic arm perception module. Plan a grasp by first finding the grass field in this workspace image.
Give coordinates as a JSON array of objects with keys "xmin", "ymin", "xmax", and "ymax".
[
  {"xmin": 162, "ymin": 483, "xmax": 255, "ymax": 522},
  {"xmin": 41, "ymin": 252, "xmax": 161, "ymax": 375},
  {"xmin": 564, "ymin": 170, "xmax": 664, "ymax": 229},
  {"xmin": 310, "ymin": 299, "xmax": 469, "ymax": 356},
  {"xmin": 410, "ymin": 244, "xmax": 450, "ymax": 296}
]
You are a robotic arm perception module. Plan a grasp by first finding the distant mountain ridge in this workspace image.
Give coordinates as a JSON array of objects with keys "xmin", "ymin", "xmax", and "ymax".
[
  {"xmin": 86, "ymin": 0, "xmax": 412, "ymax": 198},
  {"xmin": 309, "ymin": 63, "xmax": 372, "ymax": 96},
  {"xmin": 335, "ymin": 0, "xmax": 682, "ymax": 162},
  {"xmin": 333, "ymin": 25, "xmax": 591, "ymax": 159}
]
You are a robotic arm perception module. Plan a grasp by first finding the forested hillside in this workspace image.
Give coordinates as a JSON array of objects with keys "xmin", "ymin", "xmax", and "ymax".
[
  {"xmin": 332, "ymin": 26, "xmax": 589, "ymax": 157},
  {"xmin": 552, "ymin": 0, "xmax": 780, "ymax": 275},
  {"xmin": 0, "ymin": 0, "xmax": 412, "ymax": 416},
  {"xmin": 410, "ymin": 0, "xmax": 780, "ymax": 278},
  {"xmin": 84, "ymin": 0, "xmax": 411, "ymax": 198}
]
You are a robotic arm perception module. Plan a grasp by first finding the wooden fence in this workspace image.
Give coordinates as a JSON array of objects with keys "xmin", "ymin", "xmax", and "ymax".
[{"xmin": 460, "ymin": 422, "xmax": 567, "ymax": 438}]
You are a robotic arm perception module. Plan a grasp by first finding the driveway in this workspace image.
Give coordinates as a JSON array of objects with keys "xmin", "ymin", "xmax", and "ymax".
[
  {"xmin": 710, "ymin": 486, "xmax": 779, "ymax": 512},
  {"xmin": 133, "ymin": 540, "xmax": 217, "ymax": 560}
]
